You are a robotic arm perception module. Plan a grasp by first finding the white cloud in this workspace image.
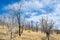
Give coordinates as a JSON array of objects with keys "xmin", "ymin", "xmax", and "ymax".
[
  {"xmin": 3, "ymin": 0, "xmax": 43, "ymax": 11},
  {"xmin": 4, "ymin": 2, "xmax": 21, "ymax": 11},
  {"xmin": 26, "ymin": 13, "xmax": 54, "ymax": 22}
]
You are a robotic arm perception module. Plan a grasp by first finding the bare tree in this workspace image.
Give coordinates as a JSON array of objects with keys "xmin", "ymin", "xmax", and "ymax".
[
  {"xmin": 16, "ymin": 12, "xmax": 22, "ymax": 36},
  {"xmin": 9, "ymin": 4, "xmax": 22, "ymax": 36},
  {"xmin": 21, "ymin": 16, "xmax": 26, "ymax": 33},
  {"xmin": 36, "ymin": 23, "xmax": 38, "ymax": 32},
  {"xmin": 10, "ymin": 14, "xmax": 14, "ymax": 40},
  {"xmin": 3, "ymin": 14, "xmax": 6, "ymax": 29},
  {"xmin": 41, "ymin": 17, "xmax": 54, "ymax": 40},
  {"xmin": 23, "ymin": 16, "xmax": 26, "ymax": 30},
  {"xmin": 0, "ymin": 15, "xmax": 4, "ymax": 29},
  {"xmin": 28, "ymin": 22, "xmax": 31, "ymax": 30},
  {"xmin": 30, "ymin": 21, "xmax": 34, "ymax": 31}
]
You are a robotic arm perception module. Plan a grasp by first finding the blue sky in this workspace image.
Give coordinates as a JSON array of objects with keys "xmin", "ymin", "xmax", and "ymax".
[
  {"xmin": 0, "ymin": 0, "xmax": 60, "ymax": 29},
  {"xmin": 0, "ymin": 0, "xmax": 21, "ymax": 14}
]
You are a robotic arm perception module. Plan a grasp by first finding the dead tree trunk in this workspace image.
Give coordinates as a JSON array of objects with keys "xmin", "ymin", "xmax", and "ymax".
[
  {"xmin": 36, "ymin": 23, "xmax": 38, "ymax": 32},
  {"xmin": 46, "ymin": 32, "xmax": 50, "ymax": 40},
  {"xmin": 17, "ymin": 13, "xmax": 21, "ymax": 36},
  {"xmin": 40, "ymin": 17, "xmax": 54, "ymax": 40},
  {"xmin": 10, "ymin": 15, "xmax": 14, "ymax": 40}
]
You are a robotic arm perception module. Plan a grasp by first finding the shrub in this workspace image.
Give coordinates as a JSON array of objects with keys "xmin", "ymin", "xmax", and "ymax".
[{"xmin": 27, "ymin": 30, "xmax": 31, "ymax": 33}]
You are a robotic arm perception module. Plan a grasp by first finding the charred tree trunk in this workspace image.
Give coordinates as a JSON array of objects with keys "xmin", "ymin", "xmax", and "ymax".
[
  {"xmin": 46, "ymin": 33, "xmax": 50, "ymax": 40},
  {"xmin": 17, "ymin": 13, "xmax": 21, "ymax": 36},
  {"xmin": 19, "ymin": 26, "xmax": 21, "ymax": 36}
]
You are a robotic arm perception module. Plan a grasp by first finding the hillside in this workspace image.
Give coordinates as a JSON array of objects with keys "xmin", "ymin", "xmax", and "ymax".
[{"xmin": 0, "ymin": 25, "xmax": 60, "ymax": 40}]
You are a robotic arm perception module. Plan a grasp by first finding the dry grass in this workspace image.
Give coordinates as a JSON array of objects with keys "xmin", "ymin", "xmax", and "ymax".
[
  {"xmin": 0, "ymin": 26, "xmax": 60, "ymax": 40},
  {"xmin": 17, "ymin": 31, "xmax": 45, "ymax": 40}
]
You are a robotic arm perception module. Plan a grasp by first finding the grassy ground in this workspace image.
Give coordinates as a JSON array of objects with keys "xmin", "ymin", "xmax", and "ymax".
[{"xmin": 0, "ymin": 26, "xmax": 60, "ymax": 40}]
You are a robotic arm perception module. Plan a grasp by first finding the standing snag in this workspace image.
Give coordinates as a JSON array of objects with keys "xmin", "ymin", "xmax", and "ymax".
[
  {"xmin": 16, "ymin": 13, "xmax": 21, "ymax": 36},
  {"xmin": 41, "ymin": 17, "xmax": 54, "ymax": 40},
  {"xmin": 36, "ymin": 23, "xmax": 38, "ymax": 32}
]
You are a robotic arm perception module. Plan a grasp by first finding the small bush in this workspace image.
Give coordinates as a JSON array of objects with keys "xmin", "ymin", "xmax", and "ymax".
[{"xmin": 27, "ymin": 30, "xmax": 31, "ymax": 33}]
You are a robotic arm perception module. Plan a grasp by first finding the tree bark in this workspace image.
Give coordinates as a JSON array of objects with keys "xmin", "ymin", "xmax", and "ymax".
[{"xmin": 19, "ymin": 25, "xmax": 21, "ymax": 36}]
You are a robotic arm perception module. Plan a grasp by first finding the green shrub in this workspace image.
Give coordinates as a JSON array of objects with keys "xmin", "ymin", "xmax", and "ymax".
[{"xmin": 27, "ymin": 30, "xmax": 31, "ymax": 33}]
